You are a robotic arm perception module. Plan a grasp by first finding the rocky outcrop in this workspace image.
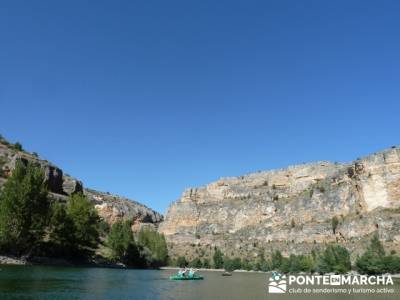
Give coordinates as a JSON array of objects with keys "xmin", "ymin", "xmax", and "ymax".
[
  {"xmin": 86, "ymin": 189, "xmax": 163, "ymax": 230},
  {"xmin": 159, "ymin": 147, "xmax": 400, "ymax": 261},
  {"xmin": 62, "ymin": 176, "xmax": 83, "ymax": 195},
  {"xmin": 0, "ymin": 138, "xmax": 162, "ymax": 230}
]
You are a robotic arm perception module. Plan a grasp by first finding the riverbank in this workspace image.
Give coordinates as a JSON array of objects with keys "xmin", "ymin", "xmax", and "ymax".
[
  {"xmin": 160, "ymin": 267, "xmax": 400, "ymax": 278},
  {"xmin": 0, "ymin": 255, "xmax": 129, "ymax": 269},
  {"xmin": 2, "ymin": 259, "xmax": 400, "ymax": 279},
  {"xmin": 0, "ymin": 256, "xmax": 27, "ymax": 265},
  {"xmin": 161, "ymin": 266, "xmax": 266, "ymax": 273}
]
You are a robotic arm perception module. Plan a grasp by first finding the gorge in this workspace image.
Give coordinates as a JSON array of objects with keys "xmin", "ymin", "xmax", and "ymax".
[{"xmin": 1, "ymin": 135, "xmax": 400, "ymax": 265}]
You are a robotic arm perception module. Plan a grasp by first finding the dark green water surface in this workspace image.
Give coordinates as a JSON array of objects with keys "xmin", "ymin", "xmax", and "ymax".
[{"xmin": 0, "ymin": 265, "xmax": 398, "ymax": 300}]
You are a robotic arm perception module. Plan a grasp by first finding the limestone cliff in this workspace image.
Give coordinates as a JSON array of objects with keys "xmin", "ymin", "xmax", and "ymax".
[
  {"xmin": 0, "ymin": 137, "xmax": 162, "ymax": 230},
  {"xmin": 159, "ymin": 147, "xmax": 400, "ymax": 261}
]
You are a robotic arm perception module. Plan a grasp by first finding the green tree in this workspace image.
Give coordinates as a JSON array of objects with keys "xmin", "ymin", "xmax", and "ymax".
[
  {"xmin": 47, "ymin": 202, "xmax": 77, "ymax": 257},
  {"xmin": 107, "ymin": 220, "xmax": 135, "ymax": 261},
  {"xmin": 66, "ymin": 193, "xmax": 100, "ymax": 251},
  {"xmin": 381, "ymin": 255, "xmax": 400, "ymax": 274},
  {"xmin": 13, "ymin": 142, "xmax": 23, "ymax": 151},
  {"xmin": 255, "ymin": 251, "xmax": 270, "ymax": 272},
  {"xmin": 271, "ymin": 250, "xmax": 283, "ymax": 270},
  {"xmin": 316, "ymin": 244, "xmax": 351, "ymax": 274},
  {"xmin": 223, "ymin": 257, "xmax": 234, "ymax": 272},
  {"xmin": 231, "ymin": 257, "xmax": 242, "ymax": 270},
  {"xmin": 332, "ymin": 216, "xmax": 339, "ymax": 234},
  {"xmin": 189, "ymin": 257, "xmax": 203, "ymax": 268},
  {"xmin": 356, "ymin": 235, "xmax": 387, "ymax": 274},
  {"xmin": 369, "ymin": 234, "xmax": 385, "ymax": 257},
  {"xmin": 202, "ymin": 258, "xmax": 211, "ymax": 269},
  {"xmin": 291, "ymin": 254, "xmax": 314, "ymax": 273},
  {"xmin": 224, "ymin": 257, "xmax": 242, "ymax": 271},
  {"xmin": 241, "ymin": 258, "xmax": 252, "ymax": 271},
  {"xmin": 176, "ymin": 256, "xmax": 188, "ymax": 267},
  {"xmin": 213, "ymin": 248, "xmax": 224, "ymax": 269},
  {"xmin": 279, "ymin": 257, "xmax": 290, "ymax": 273},
  {"xmin": 0, "ymin": 161, "xmax": 49, "ymax": 255},
  {"xmin": 137, "ymin": 227, "xmax": 168, "ymax": 266}
]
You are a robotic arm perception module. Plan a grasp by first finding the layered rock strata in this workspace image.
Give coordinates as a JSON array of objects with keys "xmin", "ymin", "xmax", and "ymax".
[{"xmin": 159, "ymin": 147, "xmax": 400, "ymax": 261}]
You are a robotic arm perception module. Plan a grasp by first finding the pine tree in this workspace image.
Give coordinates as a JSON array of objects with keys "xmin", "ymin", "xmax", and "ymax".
[
  {"xmin": 316, "ymin": 244, "xmax": 351, "ymax": 274},
  {"xmin": 137, "ymin": 227, "xmax": 168, "ymax": 266},
  {"xmin": 369, "ymin": 234, "xmax": 385, "ymax": 257},
  {"xmin": 271, "ymin": 250, "xmax": 283, "ymax": 269},
  {"xmin": 66, "ymin": 193, "xmax": 100, "ymax": 250},
  {"xmin": 0, "ymin": 161, "xmax": 49, "ymax": 255},
  {"xmin": 46, "ymin": 202, "xmax": 77, "ymax": 257},
  {"xmin": 202, "ymin": 258, "xmax": 211, "ymax": 268},
  {"xmin": 213, "ymin": 248, "xmax": 224, "ymax": 269},
  {"xmin": 107, "ymin": 220, "xmax": 135, "ymax": 260},
  {"xmin": 176, "ymin": 256, "xmax": 188, "ymax": 267},
  {"xmin": 356, "ymin": 234, "xmax": 386, "ymax": 274}
]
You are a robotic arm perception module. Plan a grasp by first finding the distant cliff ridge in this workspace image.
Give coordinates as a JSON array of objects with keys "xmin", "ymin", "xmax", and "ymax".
[
  {"xmin": 0, "ymin": 137, "xmax": 162, "ymax": 230},
  {"xmin": 159, "ymin": 147, "xmax": 400, "ymax": 261}
]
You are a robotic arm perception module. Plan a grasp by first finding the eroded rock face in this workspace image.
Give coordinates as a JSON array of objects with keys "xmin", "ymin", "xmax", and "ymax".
[
  {"xmin": 159, "ymin": 147, "xmax": 400, "ymax": 261},
  {"xmin": 0, "ymin": 139, "xmax": 162, "ymax": 230},
  {"xmin": 62, "ymin": 176, "xmax": 83, "ymax": 195},
  {"xmin": 86, "ymin": 189, "xmax": 163, "ymax": 231}
]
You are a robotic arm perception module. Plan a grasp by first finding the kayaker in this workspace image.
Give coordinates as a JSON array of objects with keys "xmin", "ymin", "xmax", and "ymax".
[
  {"xmin": 178, "ymin": 268, "xmax": 185, "ymax": 278},
  {"xmin": 188, "ymin": 268, "xmax": 197, "ymax": 278}
]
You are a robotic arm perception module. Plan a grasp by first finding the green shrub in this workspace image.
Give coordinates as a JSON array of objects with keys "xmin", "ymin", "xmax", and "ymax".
[
  {"xmin": 67, "ymin": 193, "xmax": 100, "ymax": 250},
  {"xmin": 213, "ymin": 248, "xmax": 224, "ymax": 269},
  {"xmin": 202, "ymin": 258, "xmax": 211, "ymax": 268},
  {"xmin": 46, "ymin": 193, "xmax": 100, "ymax": 258},
  {"xmin": 241, "ymin": 258, "xmax": 252, "ymax": 271},
  {"xmin": 316, "ymin": 244, "xmax": 351, "ymax": 274},
  {"xmin": 356, "ymin": 235, "xmax": 389, "ymax": 275},
  {"xmin": 381, "ymin": 255, "xmax": 400, "ymax": 273},
  {"xmin": 13, "ymin": 142, "xmax": 23, "ymax": 151},
  {"xmin": 369, "ymin": 234, "xmax": 385, "ymax": 257},
  {"xmin": 291, "ymin": 219, "xmax": 296, "ymax": 228},
  {"xmin": 356, "ymin": 251, "xmax": 384, "ymax": 275},
  {"xmin": 189, "ymin": 257, "xmax": 203, "ymax": 268},
  {"xmin": 107, "ymin": 221, "xmax": 135, "ymax": 262},
  {"xmin": 271, "ymin": 250, "xmax": 283, "ymax": 270},
  {"xmin": 255, "ymin": 251, "xmax": 270, "ymax": 272},
  {"xmin": 332, "ymin": 216, "xmax": 339, "ymax": 234},
  {"xmin": 176, "ymin": 256, "xmax": 188, "ymax": 267},
  {"xmin": 137, "ymin": 227, "xmax": 168, "ymax": 266},
  {"xmin": 223, "ymin": 257, "xmax": 241, "ymax": 271},
  {"xmin": 46, "ymin": 202, "xmax": 78, "ymax": 257},
  {"xmin": 98, "ymin": 219, "xmax": 110, "ymax": 236},
  {"xmin": 0, "ymin": 156, "xmax": 6, "ymax": 177}
]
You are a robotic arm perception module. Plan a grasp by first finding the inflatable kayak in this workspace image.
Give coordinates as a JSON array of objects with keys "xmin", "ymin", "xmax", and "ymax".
[{"xmin": 169, "ymin": 275, "xmax": 204, "ymax": 280}]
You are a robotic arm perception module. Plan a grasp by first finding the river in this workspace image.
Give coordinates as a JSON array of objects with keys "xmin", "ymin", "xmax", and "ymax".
[{"xmin": 0, "ymin": 265, "xmax": 398, "ymax": 300}]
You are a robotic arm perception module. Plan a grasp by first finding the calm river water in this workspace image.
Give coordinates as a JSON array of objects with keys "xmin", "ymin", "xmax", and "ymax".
[{"xmin": 0, "ymin": 265, "xmax": 398, "ymax": 300}]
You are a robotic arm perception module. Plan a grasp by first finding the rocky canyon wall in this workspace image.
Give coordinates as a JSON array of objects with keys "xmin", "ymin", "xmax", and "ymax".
[{"xmin": 159, "ymin": 147, "xmax": 400, "ymax": 261}]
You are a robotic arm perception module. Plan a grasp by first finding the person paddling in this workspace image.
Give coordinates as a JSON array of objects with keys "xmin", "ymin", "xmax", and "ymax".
[
  {"xmin": 178, "ymin": 268, "xmax": 185, "ymax": 278},
  {"xmin": 188, "ymin": 268, "xmax": 197, "ymax": 278}
]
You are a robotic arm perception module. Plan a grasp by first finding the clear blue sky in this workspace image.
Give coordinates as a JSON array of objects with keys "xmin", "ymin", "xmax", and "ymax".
[{"xmin": 1, "ymin": 1, "xmax": 399, "ymax": 214}]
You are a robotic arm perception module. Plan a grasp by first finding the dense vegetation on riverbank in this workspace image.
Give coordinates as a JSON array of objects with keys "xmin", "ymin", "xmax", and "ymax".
[
  {"xmin": 0, "ymin": 161, "xmax": 167, "ymax": 268},
  {"xmin": 173, "ymin": 236, "xmax": 400, "ymax": 274}
]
